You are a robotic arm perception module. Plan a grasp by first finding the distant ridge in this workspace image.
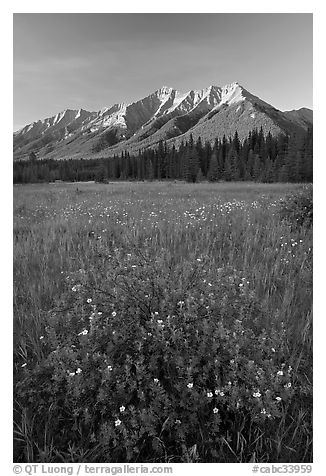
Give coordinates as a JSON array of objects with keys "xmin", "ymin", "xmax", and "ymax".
[{"xmin": 13, "ymin": 82, "xmax": 313, "ymax": 160}]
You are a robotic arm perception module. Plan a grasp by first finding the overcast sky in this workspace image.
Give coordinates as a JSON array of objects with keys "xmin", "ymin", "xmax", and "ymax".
[{"xmin": 13, "ymin": 13, "xmax": 312, "ymax": 131}]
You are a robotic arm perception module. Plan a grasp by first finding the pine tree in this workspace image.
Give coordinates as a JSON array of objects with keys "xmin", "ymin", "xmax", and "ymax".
[
  {"xmin": 301, "ymin": 127, "xmax": 313, "ymax": 182},
  {"xmin": 225, "ymin": 147, "xmax": 240, "ymax": 181},
  {"xmin": 253, "ymin": 154, "xmax": 262, "ymax": 181},
  {"xmin": 203, "ymin": 141, "xmax": 212, "ymax": 177},
  {"xmin": 207, "ymin": 153, "xmax": 219, "ymax": 182},
  {"xmin": 196, "ymin": 168, "xmax": 204, "ymax": 182},
  {"xmin": 147, "ymin": 158, "xmax": 154, "ymax": 181},
  {"xmin": 184, "ymin": 139, "xmax": 200, "ymax": 182},
  {"xmin": 284, "ymin": 135, "xmax": 300, "ymax": 182}
]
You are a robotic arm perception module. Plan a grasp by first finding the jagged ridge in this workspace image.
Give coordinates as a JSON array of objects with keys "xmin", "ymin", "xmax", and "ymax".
[{"xmin": 13, "ymin": 82, "xmax": 312, "ymax": 160}]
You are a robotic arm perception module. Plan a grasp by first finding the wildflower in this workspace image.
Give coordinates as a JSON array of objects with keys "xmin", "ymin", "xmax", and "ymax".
[
  {"xmin": 107, "ymin": 365, "xmax": 113, "ymax": 371},
  {"xmin": 187, "ymin": 383, "xmax": 193, "ymax": 389},
  {"xmin": 157, "ymin": 320, "xmax": 163, "ymax": 325},
  {"xmin": 175, "ymin": 419, "xmax": 182, "ymax": 424},
  {"xmin": 177, "ymin": 301, "xmax": 184, "ymax": 306},
  {"xmin": 253, "ymin": 391, "xmax": 261, "ymax": 398},
  {"xmin": 276, "ymin": 397, "xmax": 282, "ymax": 402},
  {"xmin": 119, "ymin": 406, "xmax": 125, "ymax": 413},
  {"xmin": 68, "ymin": 372, "xmax": 75, "ymax": 377},
  {"xmin": 76, "ymin": 368, "xmax": 82, "ymax": 374},
  {"xmin": 271, "ymin": 347, "xmax": 276, "ymax": 353},
  {"xmin": 288, "ymin": 366, "xmax": 293, "ymax": 373},
  {"xmin": 261, "ymin": 408, "xmax": 267, "ymax": 415},
  {"xmin": 78, "ymin": 329, "xmax": 88, "ymax": 336},
  {"xmin": 154, "ymin": 378, "xmax": 159, "ymax": 383},
  {"xmin": 112, "ymin": 311, "xmax": 117, "ymax": 317},
  {"xmin": 284, "ymin": 382, "xmax": 292, "ymax": 388},
  {"xmin": 87, "ymin": 298, "xmax": 92, "ymax": 304},
  {"xmin": 39, "ymin": 336, "xmax": 44, "ymax": 340},
  {"xmin": 277, "ymin": 370, "xmax": 284, "ymax": 376},
  {"xmin": 207, "ymin": 392, "xmax": 213, "ymax": 398},
  {"xmin": 213, "ymin": 407, "xmax": 219, "ymax": 414},
  {"xmin": 115, "ymin": 419, "xmax": 122, "ymax": 427},
  {"xmin": 21, "ymin": 363, "xmax": 27, "ymax": 368}
]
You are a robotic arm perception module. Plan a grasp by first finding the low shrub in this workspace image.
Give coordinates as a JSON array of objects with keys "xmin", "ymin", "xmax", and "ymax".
[
  {"xmin": 278, "ymin": 185, "xmax": 313, "ymax": 228},
  {"xmin": 15, "ymin": 249, "xmax": 305, "ymax": 463}
]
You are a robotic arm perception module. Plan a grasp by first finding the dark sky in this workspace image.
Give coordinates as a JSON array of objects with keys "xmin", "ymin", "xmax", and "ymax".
[{"xmin": 13, "ymin": 13, "xmax": 313, "ymax": 130}]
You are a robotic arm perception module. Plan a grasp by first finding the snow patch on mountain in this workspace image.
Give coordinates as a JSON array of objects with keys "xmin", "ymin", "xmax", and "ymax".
[{"xmin": 220, "ymin": 82, "xmax": 246, "ymax": 105}]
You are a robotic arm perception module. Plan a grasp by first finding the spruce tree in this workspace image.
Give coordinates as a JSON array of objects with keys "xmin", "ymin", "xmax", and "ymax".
[
  {"xmin": 185, "ymin": 145, "xmax": 200, "ymax": 182},
  {"xmin": 207, "ymin": 153, "xmax": 219, "ymax": 182},
  {"xmin": 253, "ymin": 154, "xmax": 262, "ymax": 181}
]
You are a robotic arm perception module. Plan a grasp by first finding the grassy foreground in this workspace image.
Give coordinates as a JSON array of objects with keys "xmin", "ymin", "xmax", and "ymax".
[{"xmin": 13, "ymin": 181, "xmax": 312, "ymax": 463}]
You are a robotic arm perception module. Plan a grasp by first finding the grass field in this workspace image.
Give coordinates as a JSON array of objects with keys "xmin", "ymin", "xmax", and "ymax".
[{"xmin": 13, "ymin": 181, "xmax": 312, "ymax": 463}]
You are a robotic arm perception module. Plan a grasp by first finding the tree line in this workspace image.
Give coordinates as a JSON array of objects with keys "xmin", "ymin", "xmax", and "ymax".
[{"xmin": 13, "ymin": 127, "xmax": 312, "ymax": 184}]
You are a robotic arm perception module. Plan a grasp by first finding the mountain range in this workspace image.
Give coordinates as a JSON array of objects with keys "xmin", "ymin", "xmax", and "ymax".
[{"xmin": 13, "ymin": 82, "xmax": 313, "ymax": 160}]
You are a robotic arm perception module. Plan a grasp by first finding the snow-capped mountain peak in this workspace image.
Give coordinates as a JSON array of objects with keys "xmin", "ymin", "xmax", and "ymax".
[{"xmin": 13, "ymin": 81, "xmax": 312, "ymax": 161}]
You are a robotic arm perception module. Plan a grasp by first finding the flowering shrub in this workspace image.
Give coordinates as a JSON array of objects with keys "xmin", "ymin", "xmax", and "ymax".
[
  {"xmin": 16, "ymin": 250, "xmax": 300, "ymax": 462},
  {"xmin": 278, "ymin": 185, "xmax": 313, "ymax": 228}
]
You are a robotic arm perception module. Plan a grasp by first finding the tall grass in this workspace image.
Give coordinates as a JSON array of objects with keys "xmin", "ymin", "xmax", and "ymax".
[{"xmin": 13, "ymin": 181, "xmax": 312, "ymax": 463}]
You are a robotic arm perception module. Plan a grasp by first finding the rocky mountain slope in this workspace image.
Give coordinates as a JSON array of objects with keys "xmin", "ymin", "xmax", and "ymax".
[{"xmin": 13, "ymin": 82, "xmax": 313, "ymax": 160}]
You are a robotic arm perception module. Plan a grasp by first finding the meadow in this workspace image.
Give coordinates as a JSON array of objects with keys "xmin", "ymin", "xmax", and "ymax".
[{"xmin": 13, "ymin": 181, "xmax": 313, "ymax": 463}]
